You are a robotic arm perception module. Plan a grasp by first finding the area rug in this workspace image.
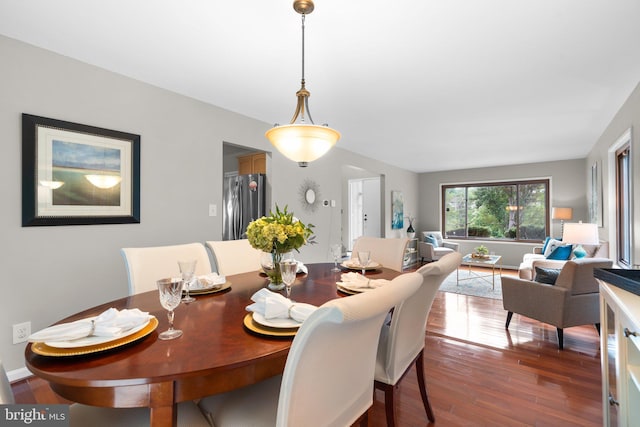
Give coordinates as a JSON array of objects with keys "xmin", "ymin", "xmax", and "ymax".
[{"xmin": 438, "ymin": 269, "xmax": 503, "ymax": 300}]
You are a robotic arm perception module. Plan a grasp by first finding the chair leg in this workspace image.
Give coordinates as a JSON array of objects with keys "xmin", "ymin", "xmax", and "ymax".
[
  {"xmin": 505, "ymin": 311, "xmax": 513, "ymax": 329},
  {"xmin": 556, "ymin": 328, "xmax": 564, "ymax": 350},
  {"xmin": 353, "ymin": 409, "xmax": 369, "ymax": 427},
  {"xmin": 374, "ymin": 380, "xmax": 396, "ymax": 427},
  {"xmin": 415, "ymin": 349, "xmax": 436, "ymax": 423},
  {"xmin": 595, "ymin": 323, "xmax": 601, "ymax": 335}
]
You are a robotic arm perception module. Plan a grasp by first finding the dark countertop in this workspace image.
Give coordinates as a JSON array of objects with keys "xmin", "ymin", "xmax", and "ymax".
[{"xmin": 594, "ymin": 268, "xmax": 640, "ymax": 297}]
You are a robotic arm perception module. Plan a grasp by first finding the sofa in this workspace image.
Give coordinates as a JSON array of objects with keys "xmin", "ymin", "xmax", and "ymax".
[
  {"xmin": 518, "ymin": 239, "xmax": 609, "ymax": 280},
  {"xmin": 418, "ymin": 231, "xmax": 460, "ymax": 263}
]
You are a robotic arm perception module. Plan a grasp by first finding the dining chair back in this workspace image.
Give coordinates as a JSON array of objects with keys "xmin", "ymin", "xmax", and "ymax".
[
  {"xmin": 121, "ymin": 242, "xmax": 212, "ymax": 295},
  {"xmin": 0, "ymin": 360, "xmax": 15, "ymax": 404},
  {"xmin": 352, "ymin": 237, "xmax": 410, "ymax": 272},
  {"xmin": 198, "ymin": 272, "xmax": 423, "ymax": 427},
  {"xmin": 0, "ymin": 359, "xmax": 209, "ymax": 426},
  {"xmin": 375, "ymin": 251, "xmax": 462, "ymax": 426},
  {"xmin": 205, "ymin": 239, "xmax": 262, "ymax": 276}
]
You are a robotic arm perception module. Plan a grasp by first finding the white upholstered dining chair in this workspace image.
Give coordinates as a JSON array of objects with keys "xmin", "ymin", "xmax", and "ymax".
[
  {"xmin": 0, "ymin": 359, "xmax": 209, "ymax": 426},
  {"xmin": 197, "ymin": 272, "xmax": 423, "ymax": 427},
  {"xmin": 375, "ymin": 252, "xmax": 462, "ymax": 426},
  {"xmin": 121, "ymin": 242, "xmax": 212, "ymax": 295},
  {"xmin": 351, "ymin": 237, "xmax": 410, "ymax": 272},
  {"xmin": 205, "ymin": 239, "xmax": 262, "ymax": 276}
]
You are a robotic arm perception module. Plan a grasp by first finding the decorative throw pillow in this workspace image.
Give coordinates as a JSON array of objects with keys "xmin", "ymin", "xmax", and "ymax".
[
  {"xmin": 581, "ymin": 244, "xmax": 600, "ymax": 258},
  {"xmin": 425, "ymin": 235, "xmax": 439, "ymax": 247},
  {"xmin": 541, "ymin": 236, "xmax": 552, "ymax": 254},
  {"xmin": 544, "ymin": 239, "xmax": 566, "ymax": 257},
  {"xmin": 547, "ymin": 245, "xmax": 573, "ymax": 260},
  {"xmin": 534, "ymin": 267, "xmax": 561, "ymax": 285},
  {"xmin": 572, "ymin": 244, "xmax": 587, "ymax": 259}
]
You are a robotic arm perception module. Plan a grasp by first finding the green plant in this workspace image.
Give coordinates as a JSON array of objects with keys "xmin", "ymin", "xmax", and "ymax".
[
  {"xmin": 474, "ymin": 245, "xmax": 489, "ymax": 255},
  {"xmin": 246, "ymin": 205, "xmax": 315, "ymax": 253}
]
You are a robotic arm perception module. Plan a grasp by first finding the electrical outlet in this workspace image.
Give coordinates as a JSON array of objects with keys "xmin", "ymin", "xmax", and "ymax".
[{"xmin": 13, "ymin": 321, "xmax": 31, "ymax": 344}]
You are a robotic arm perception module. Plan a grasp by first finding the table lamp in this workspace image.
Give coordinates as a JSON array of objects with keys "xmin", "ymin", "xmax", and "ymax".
[
  {"xmin": 552, "ymin": 207, "xmax": 573, "ymax": 235},
  {"xmin": 562, "ymin": 222, "xmax": 599, "ymax": 245}
]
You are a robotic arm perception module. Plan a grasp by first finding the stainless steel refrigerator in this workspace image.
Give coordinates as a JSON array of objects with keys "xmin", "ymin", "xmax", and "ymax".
[{"xmin": 223, "ymin": 173, "xmax": 266, "ymax": 240}]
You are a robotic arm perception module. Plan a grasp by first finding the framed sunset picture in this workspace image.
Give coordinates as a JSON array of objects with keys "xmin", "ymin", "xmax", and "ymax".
[{"xmin": 22, "ymin": 114, "xmax": 140, "ymax": 226}]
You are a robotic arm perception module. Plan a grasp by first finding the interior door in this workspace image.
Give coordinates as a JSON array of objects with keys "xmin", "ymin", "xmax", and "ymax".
[
  {"xmin": 362, "ymin": 177, "xmax": 381, "ymax": 237},
  {"xmin": 348, "ymin": 177, "xmax": 381, "ymax": 250}
]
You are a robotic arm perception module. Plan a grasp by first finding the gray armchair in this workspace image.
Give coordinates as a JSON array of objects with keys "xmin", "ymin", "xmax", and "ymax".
[
  {"xmin": 417, "ymin": 231, "xmax": 459, "ymax": 263},
  {"xmin": 501, "ymin": 257, "xmax": 613, "ymax": 349}
]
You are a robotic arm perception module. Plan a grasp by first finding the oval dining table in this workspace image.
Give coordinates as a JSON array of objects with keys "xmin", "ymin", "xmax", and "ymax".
[{"xmin": 24, "ymin": 262, "xmax": 403, "ymax": 427}]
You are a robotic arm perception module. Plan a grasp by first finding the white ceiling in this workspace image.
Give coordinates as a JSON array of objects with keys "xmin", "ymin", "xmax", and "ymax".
[{"xmin": 2, "ymin": 0, "xmax": 640, "ymax": 173}]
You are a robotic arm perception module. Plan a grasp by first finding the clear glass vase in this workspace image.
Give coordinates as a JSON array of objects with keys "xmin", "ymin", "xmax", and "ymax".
[{"xmin": 260, "ymin": 251, "xmax": 291, "ymax": 290}]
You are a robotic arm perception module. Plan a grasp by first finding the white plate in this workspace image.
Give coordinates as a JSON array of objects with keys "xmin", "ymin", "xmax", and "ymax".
[
  {"xmin": 341, "ymin": 261, "xmax": 381, "ymax": 270},
  {"xmin": 336, "ymin": 284, "xmax": 360, "ymax": 295},
  {"xmin": 44, "ymin": 317, "xmax": 152, "ymax": 348},
  {"xmin": 184, "ymin": 281, "xmax": 231, "ymax": 295},
  {"xmin": 252, "ymin": 312, "xmax": 301, "ymax": 329},
  {"xmin": 336, "ymin": 282, "xmax": 377, "ymax": 293}
]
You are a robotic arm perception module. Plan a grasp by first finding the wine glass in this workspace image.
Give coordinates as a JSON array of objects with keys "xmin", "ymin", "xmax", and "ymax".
[
  {"xmin": 330, "ymin": 243, "xmax": 342, "ymax": 272},
  {"xmin": 357, "ymin": 251, "xmax": 371, "ymax": 276},
  {"xmin": 178, "ymin": 260, "xmax": 197, "ymax": 304},
  {"xmin": 156, "ymin": 278, "xmax": 183, "ymax": 340},
  {"xmin": 280, "ymin": 260, "xmax": 298, "ymax": 299}
]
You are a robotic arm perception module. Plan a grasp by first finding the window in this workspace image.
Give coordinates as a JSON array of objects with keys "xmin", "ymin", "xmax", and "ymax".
[
  {"xmin": 616, "ymin": 144, "xmax": 631, "ymax": 267},
  {"xmin": 442, "ymin": 179, "xmax": 549, "ymax": 241}
]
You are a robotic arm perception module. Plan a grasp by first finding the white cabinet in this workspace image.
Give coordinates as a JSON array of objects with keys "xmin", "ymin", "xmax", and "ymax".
[{"xmin": 599, "ymin": 280, "xmax": 640, "ymax": 426}]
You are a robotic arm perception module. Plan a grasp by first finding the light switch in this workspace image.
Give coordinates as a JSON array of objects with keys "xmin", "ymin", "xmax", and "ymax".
[{"xmin": 209, "ymin": 204, "xmax": 217, "ymax": 217}]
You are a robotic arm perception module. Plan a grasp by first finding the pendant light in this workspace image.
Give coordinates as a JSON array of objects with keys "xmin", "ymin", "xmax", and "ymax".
[{"xmin": 265, "ymin": 0, "xmax": 340, "ymax": 167}]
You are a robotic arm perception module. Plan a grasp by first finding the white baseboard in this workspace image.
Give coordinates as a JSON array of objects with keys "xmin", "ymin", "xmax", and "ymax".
[{"xmin": 7, "ymin": 366, "xmax": 32, "ymax": 382}]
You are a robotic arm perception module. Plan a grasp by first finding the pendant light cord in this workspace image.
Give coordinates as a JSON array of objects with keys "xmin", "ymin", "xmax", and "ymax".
[{"xmin": 301, "ymin": 14, "xmax": 306, "ymax": 85}]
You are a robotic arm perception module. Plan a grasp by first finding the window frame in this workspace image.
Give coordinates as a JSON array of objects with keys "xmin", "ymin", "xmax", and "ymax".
[
  {"xmin": 441, "ymin": 179, "xmax": 550, "ymax": 243},
  {"xmin": 615, "ymin": 143, "xmax": 631, "ymax": 268}
]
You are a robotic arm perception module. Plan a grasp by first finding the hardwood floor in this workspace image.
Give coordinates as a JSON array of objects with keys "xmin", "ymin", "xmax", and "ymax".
[{"xmin": 13, "ymin": 268, "xmax": 603, "ymax": 426}]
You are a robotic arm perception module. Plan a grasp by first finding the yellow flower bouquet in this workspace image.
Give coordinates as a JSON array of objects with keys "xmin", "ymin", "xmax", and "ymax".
[{"xmin": 246, "ymin": 205, "xmax": 314, "ymax": 288}]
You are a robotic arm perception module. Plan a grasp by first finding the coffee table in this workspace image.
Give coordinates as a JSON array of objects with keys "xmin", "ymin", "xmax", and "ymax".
[{"xmin": 458, "ymin": 254, "xmax": 503, "ymax": 290}]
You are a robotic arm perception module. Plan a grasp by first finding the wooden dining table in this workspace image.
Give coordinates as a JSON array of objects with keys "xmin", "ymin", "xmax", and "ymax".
[{"xmin": 24, "ymin": 262, "xmax": 402, "ymax": 427}]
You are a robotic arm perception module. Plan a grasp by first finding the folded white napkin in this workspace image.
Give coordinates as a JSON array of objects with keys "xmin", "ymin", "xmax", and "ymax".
[
  {"xmin": 190, "ymin": 273, "xmax": 226, "ymax": 290},
  {"xmin": 246, "ymin": 288, "xmax": 316, "ymax": 323},
  {"xmin": 344, "ymin": 259, "xmax": 378, "ymax": 268},
  {"xmin": 28, "ymin": 308, "xmax": 151, "ymax": 343},
  {"xmin": 296, "ymin": 261, "xmax": 308, "ymax": 274},
  {"xmin": 337, "ymin": 272, "xmax": 390, "ymax": 289}
]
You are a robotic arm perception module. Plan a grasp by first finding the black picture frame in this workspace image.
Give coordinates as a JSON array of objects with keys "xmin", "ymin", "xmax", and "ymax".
[{"xmin": 22, "ymin": 114, "xmax": 140, "ymax": 226}]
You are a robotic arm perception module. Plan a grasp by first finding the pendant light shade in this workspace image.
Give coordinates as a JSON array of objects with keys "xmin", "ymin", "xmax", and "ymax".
[
  {"xmin": 266, "ymin": 0, "xmax": 340, "ymax": 167},
  {"xmin": 266, "ymin": 124, "xmax": 340, "ymax": 166}
]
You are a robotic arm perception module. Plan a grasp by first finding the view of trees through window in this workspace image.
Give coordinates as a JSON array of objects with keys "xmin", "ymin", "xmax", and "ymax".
[{"xmin": 442, "ymin": 179, "xmax": 549, "ymax": 242}]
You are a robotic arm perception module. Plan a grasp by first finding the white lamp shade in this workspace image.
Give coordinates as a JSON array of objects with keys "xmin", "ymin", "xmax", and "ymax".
[
  {"xmin": 266, "ymin": 124, "xmax": 340, "ymax": 163},
  {"xmin": 562, "ymin": 222, "xmax": 599, "ymax": 245}
]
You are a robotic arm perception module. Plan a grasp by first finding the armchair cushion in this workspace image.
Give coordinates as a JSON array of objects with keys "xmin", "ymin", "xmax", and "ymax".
[{"xmin": 534, "ymin": 267, "xmax": 561, "ymax": 285}]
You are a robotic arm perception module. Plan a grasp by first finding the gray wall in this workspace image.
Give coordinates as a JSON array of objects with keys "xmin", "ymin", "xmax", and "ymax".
[
  {"xmin": 586, "ymin": 80, "xmax": 640, "ymax": 266},
  {"xmin": 417, "ymin": 159, "xmax": 588, "ymax": 268},
  {"xmin": 0, "ymin": 35, "xmax": 418, "ymax": 372}
]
